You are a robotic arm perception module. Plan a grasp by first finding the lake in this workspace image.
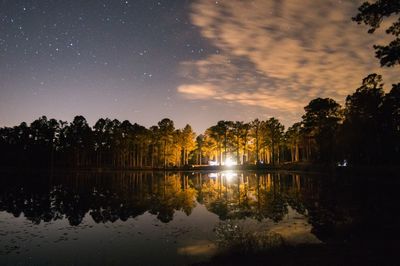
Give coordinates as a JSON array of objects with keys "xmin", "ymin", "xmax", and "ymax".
[{"xmin": 0, "ymin": 170, "xmax": 398, "ymax": 265}]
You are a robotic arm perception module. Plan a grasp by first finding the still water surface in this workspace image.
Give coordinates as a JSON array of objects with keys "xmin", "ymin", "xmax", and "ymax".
[{"xmin": 0, "ymin": 170, "xmax": 397, "ymax": 265}]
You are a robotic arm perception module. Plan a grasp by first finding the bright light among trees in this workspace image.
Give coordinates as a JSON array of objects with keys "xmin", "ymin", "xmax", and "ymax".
[{"xmin": 224, "ymin": 158, "xmax": 236, "ymax": 167}]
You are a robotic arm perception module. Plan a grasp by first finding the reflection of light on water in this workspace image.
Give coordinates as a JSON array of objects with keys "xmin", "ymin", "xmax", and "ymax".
[
  {"xmin": 222, "ymin": 171, "xmax": 237, "ymax": 181},
  {"xmin": 208, "ymin": 173, "xmax": 218, "ymax": 178},
  {"xmin": 214, "ymin": 205, "xmax": 321, "ymax": 253},
  {"xmin": 208, "ymin": 171, "xmax": 237, "ymax": 181},
  {"xmin": 177, "ymin": 240, "xmax": 217, "ymax": 256},
  {"xmin": 268, "ymin": 206, "xmax": 321, "ymax": 245}
]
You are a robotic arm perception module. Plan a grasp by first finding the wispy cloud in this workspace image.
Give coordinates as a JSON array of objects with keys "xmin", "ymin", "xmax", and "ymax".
[{"xmin": 177, "ymin": 0, "xmax": 398, "ymax": 125}]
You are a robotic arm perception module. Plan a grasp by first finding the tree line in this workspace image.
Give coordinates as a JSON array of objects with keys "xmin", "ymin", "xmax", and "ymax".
[
  {"xmin": 0, "ymin": 74, "xmax": 398, "ymax": 168},
  {"xmin": 1, "ymin": 0, "xmax": 399, "ymax": 169},
  {"xmin": 0, "ymin": 116, "xmax": 196, "ymax": 169},
  {"xmin": 200, "ymin": 73, "xmax": 399, "ymax": 166}
]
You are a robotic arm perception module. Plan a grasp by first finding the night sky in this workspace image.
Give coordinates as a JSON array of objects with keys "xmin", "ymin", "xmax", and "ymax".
[{"xmin": 1, "ymin": 0, "xmax": 398, "ymax": 134}]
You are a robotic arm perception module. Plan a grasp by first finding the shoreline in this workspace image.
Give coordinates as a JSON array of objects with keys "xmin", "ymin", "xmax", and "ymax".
[{"xmin": 0, "ymin": 162, "xmax": 399, "ymax": 177}]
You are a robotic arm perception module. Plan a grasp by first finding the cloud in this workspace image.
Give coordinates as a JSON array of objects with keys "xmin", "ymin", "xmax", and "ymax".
[
  {"xmin": 177, "ymin": 0, "xmax": 398, "ymax": 125},
  {"xmin": 177, "ymin": 84, "xmax": 217, "ymax": 98}
]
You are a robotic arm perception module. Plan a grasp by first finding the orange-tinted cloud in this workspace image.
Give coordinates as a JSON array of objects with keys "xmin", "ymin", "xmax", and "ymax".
[{"xmin": 177, "ymin": 0, "xmax": 398, "ymax": 125}]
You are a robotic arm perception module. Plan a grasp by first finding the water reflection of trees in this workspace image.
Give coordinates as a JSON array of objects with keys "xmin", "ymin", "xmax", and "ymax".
[
  {"xmin": 0, "ymin": 172, "xmax": 200, "ymax": 225},
  {"xmin": 0, "ymin": 172, "xmax": 311, "ymax": 226},
  {"xmin": 198, "ymin": 172, "xmax": 307, "ymax": 222},
  {"xmin": 1, "ymin": 171, "xmax": 396, "ymax": 243},
  {"xmin": 148, "ymin": 173, "xmax": 197, "ymax": 222}
]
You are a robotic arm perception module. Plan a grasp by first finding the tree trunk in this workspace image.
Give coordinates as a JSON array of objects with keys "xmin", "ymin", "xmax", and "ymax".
[
  {"xmin": 163, "ymin": 140, "xmax": 167, "ymax": 168},
  {"xmin": 236, "ymin": 138, "xmax": 240, "ymax": 164}
]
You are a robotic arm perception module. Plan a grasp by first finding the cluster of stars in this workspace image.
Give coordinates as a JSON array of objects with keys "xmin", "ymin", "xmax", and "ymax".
[
  {"xmin": 1, "ymin": 0, "xmax": 209, "ymax": 68},
  {"xmin": 0, "ymin": 0, "xmax": 219, "ymax": 132}
]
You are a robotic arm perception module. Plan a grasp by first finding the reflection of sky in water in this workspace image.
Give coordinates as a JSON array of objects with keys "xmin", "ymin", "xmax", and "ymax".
[
  {"xmin": 0, "ymin": 204, "xmax": 220, "ymax": 265},
  {"xmin": 267, "ymin": 206, "xmax": 321, "ymax": 245},
  {"xmin": 0, "ymin": 204, "xmax": 318, "ymax": 264}
]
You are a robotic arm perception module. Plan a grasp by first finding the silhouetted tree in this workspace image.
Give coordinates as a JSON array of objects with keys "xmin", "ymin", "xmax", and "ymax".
[
  {"xmin": 342, "ymin": 74, "xmax": 385, "ymax": 164},
  {"xmin": 149, "ymin": 125, "xmax": 160, "ymax": 168},
  {"xmin": 251, "ymin": 119, "xmax": 262, "ymax": 163},
  {"xmin": 381, "ymin": 83, "xmax": 400, "ymax": 162},
  {"xmin": 158, "ymin": 118, "xmax": 175, "ymax": 168},
  {"xmin": 353, "ymin": 0, "xmax": 400, "ymax": 67},
  {"xmin": 132, "ymin": 123, "xmax": 150, "ymax": 168},
  {"xmin": 232, "ymin": 121, "xmax": 244, "ymax": 164},
  {"xmin": 66, "ymin": 116, "xmax": 93, "ymax": 167},
  {"xmin": 93, "ymin": 118, "xmax": 112, "ymax": 167},
  {"xmin": 264, "ymin": 118, "xmax": 285, "ymax": 165},
  {"xmin": 285, "ymin": 122, "xmax": 303, "ymax": 162},
  {"xmin": 302, "ymin": 98, "xmax": 343, "ymax": 163}
]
